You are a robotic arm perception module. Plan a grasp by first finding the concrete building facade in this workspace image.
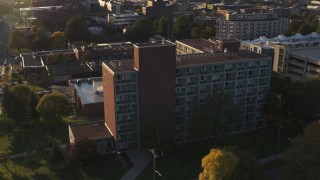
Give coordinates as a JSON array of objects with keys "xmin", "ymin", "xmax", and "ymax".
[
  {"xmin": 102, "ymin": 40, "xmax": 272, "ymax": 150},
  {"xmin": 216, "ymin": 11, "xmax": 288, "ymax": 40}
]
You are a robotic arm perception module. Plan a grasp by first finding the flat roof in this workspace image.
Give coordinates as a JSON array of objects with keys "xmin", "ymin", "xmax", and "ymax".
[
  {"xmin": 290, "ymin": 48, "xmax": 320, "ymax": 61},
  {"xmin": 20, "ymin": 53, "xmax": 44, "ymax": 67},
  {"xmin": 134, "ymin": 40, "xmax": 175, "ymax": 48},
  {"xmin": 70, "ymin": 77, "xmax": 104, "ymax": 105},
  {"xmin": 103, "ymin": 59, "xmax": 135, "ymax": 73},
  {"xmin": 176, "ymin": 50, "xmax": 270, "ymax": 67},
  {"xmin": 47, "ymin": 63, "xmax": 92, "ymax": 76},
  {"xmin": 177, "ymin": 39, "xmax": 215, "ymax": 52},
  {"xmin": 69, "ymin": 121, "xmax": 113, "ymax": 142}
]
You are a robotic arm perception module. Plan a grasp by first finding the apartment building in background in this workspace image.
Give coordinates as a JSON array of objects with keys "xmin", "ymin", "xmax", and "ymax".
[
  {"xmin": 216, "ymin": 9, "xmax": 288, "ymax": 40},
  {"xmin": 103, "ymin": 39, "xmax": 272, "ymax": 150},
  {"xmin": 241, "ymin": 32, "xmax": 320, "ymax": 80}
]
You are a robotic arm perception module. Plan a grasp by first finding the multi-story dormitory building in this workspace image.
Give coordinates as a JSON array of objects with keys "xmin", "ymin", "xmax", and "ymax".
[
  {"xmin": 216, "ymin": 9, "xmax": 288, "ymax": 40},
  {"xmin": 102, "ymin": 39, "xmax": 272, "ymax": 151}
]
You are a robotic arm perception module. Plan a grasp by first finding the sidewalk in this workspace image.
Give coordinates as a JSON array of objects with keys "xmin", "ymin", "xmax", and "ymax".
[
  {"xmin": 9, "ymin": 144, "xmax": 67, "ymax": 160},
  {"xmin": 120, "ymin": 150, "xmax": 151, "ymax": 180},
  {"xmin": 258, "ymin": 153, "xmax": 284, "ymax": 164}
]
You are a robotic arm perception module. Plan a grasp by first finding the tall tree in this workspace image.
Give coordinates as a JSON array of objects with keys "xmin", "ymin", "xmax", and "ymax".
[
  {"xmin": 3, "ymin": 85, "xmax": 39, "ymax": 125},
  {"xmin": 51, "ymin": 31, "xmax": 66, "ymax": 49},
  {"xmin": 8, "ymin": 30, "xmax": 30, "ymax": 49},
  {"xmin": 125, "ymin": 18, "xmax": 153, "ymax": 42},
  {"xmin": 174, "ymin": 15, "xmax": 192, "ymax": 39},
  {"xmin": 0, "ymin": 2, "xmax": 12, "ymax": 17},
  {"xmin": 190, "ymin": 92, "xmax": 240, "ymax": 139},
  {"xmin": 199, "ymin": 149, "xmax": 239, "ymax": 180},
  {"xmin": 66, "ymin": 16, "xmax": 89, "ymax": 42},
  {"xmin": 27, "ymin": 73, "xmax": 39, "ymax": 90},
  {"xmin": 0, "ymin": 115, "xmax": 15, "ymax": 138},
  {"xmin": 36, "ymin": 92, "xmax": 70, "ymax": 122},
  {"xmin": 283, "ymin": 121, "xmax": 320, "ymax": 180},
  {"xmin": 297, "ymin": 24, "xmax": 315, "ymax": 35},
  {"xmin": 225, "ymin": 147, "xmax": 268, "ymax": 180}
]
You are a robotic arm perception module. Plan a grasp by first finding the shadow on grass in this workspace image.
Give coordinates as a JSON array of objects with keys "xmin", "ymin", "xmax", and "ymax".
[{"xmin": 136, "ymin": 128, "xmax": 291, "ymax": 180}]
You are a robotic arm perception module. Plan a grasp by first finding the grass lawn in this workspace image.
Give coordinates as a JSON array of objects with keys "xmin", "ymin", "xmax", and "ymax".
[
  {"xmin": 0, "ymin": 155, "xmax": 130, "ymax": 179},
  {"xmin": 136, "ymin": 127, "xmax": 290, "ymax": 180}
]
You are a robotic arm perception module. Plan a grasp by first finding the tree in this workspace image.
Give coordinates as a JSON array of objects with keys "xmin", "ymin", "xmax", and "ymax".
[
  {"xmin": 51, "ymin": 31, "xmax": 66, "ymax": 49},
  {"xmin": 225, "ymin": 147, "xmax": 268, "ymax": 180},
  {"xmin": 287, "ymin": 20, "xmax": 302, "ymax": 35},
  {"xmin": 199, "ymin": 149, "xmax": 239, "ymax": 180},
  {"xmin": 297, "ymin": 24, "xmax": 315, "ymax": 35},
  {"xmin": 36, "ymin": 92, "xmax": 70, "ymax": 122},
  {"xmin": 125, "ymin": 18, "xmax": 154, "ymax": 42},
  {"xmin": 154, "ymin": 17, "xmax": 169, "ymax": 37},
  {"xmin": 174, "ymin": 15, "xmax": 192, "ymax": 39},
  {"xmin": 283, "ymin": 121, "xmax": 320, "ymax": 180},
  {"xmin": 0, "ymin": 2, "xmax": 12, "ymax": 17},
  {"xmin": 65, "ymin": 16, "xmax": 89, "ymax": 42},
  {"xmin": 27, "ymin": 73, "xmax": 39, "ymax": 90},
  {"xmin": 68, "ymin": 138, "xmax": 99, "ymax": 167},
  {"xmin": 31, "ymin": 34, "xmax": 52, "ymax": 51},
  {"xmin": 190, "ymin": 92, "xmax": 240, "ymax": 139},
  {"xmin": 0, "ymin": 115, "xmax": 15, "ymax": 138},
  {"xmin": 3, "ymin": 85, "xmax": 39, "ymax": 125},
  {"xmin": 8, "ymin": 30, "xmax": 30, "ymax": 49}
]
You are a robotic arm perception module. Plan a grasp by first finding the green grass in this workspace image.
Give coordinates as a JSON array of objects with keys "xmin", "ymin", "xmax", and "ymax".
[
  {"xmin": 136, "ymin": 128, "xmax": 290, "ymax": 180},
  {"xmin": 0, "ymin": 155, "xmax": 130, "ymax": 179}
]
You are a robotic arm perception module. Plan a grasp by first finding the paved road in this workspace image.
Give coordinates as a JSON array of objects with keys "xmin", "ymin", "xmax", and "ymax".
[{"xmin": 0, "ymin": 22, "xmax": 10, "ymax": 60}]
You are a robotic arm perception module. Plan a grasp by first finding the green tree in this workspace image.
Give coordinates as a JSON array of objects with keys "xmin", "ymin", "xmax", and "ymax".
[
  {"xmin": 31, "ymin": 34, "xmax": 52, "ymax": 51},
  {"xmin": 283, "ymin": 121, "xmax": 320, "ymax": 180},
  {"xmin": 225, "ymin": 147, "xmax": 268, "ymax": 180},
  {"xmin": 0, "ymin": 115, "xmax": 15, "ymax": 138},
  {"xmin": 8, "ymin": 30, "xmax": 30, "ymax": 49},
  {"xmin": 297, "ymin": 24, "xmax": 315, "ymax": 35},
  {"xmin": 199, "ymin": 149, "xmax": 239, "ymax": 180},
  {"xmin": 0, "ymin": 2, "xmax": 12, "ymax": 17},
  {"xmin": 190, "ymin": 92, "xmax": 240, "ymax": 139},
  {"xmin": 154, "ymin": 17, "xmax": 169, "ymax": 37},
  {"xmin": 68, "ymin": 138, "xmax": 99, "ymax": 167},
  {"xmin": 51, "ymin": 31, "xmax": 66, "ymax": 49},
  {"xmin": 287, "ymin": 20, "xmax": 302, "ymax": 35},
  {"xmin": 125, "ymin": 18, "xmax": 153, "ymax": 42},
  {"xmin": 3, "ymin": 85, "xmax": 39, "ymax": 125},
  {"xmin": 174, "ymin": 15, "xmax": 192, "ymax": 39},
  {"xmin": 27, "ymin": 73, "xmax": 39, "ymax": 90},
  {"xmin": 66, "ymin": 16, "xmax": 89, "ymax": 42},
  {"xmin": 36, "ymin": 92, "xmax": 70, "ymax": 122}
]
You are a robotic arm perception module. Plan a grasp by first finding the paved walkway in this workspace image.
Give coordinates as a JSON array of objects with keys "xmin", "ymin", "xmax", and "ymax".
[
  {"xmin": 120, "ymin": 150, "xmax": 151, "ymax": 180},
  {"xmin": 258, "ymin": 153, "xmax": 284, "ymax": 164}
]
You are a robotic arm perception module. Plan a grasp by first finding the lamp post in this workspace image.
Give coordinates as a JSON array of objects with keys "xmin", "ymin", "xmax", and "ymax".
[{"xmin": 150, "ymin": 149, "xmax": 162, "ymax": 180}]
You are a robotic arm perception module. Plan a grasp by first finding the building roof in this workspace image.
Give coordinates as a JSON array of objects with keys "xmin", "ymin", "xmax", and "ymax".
[
  {"xmin": 177, "ymin": 39, "xmax": 215, "ymax": 53},
  {"xmin": 103, "ymin": 59, "xmax": 136, "ymax": 73},
  {"xmin": 69, "ymin": 77, "xmax": 104, "ymax": 105},
  {"xmin": 69, "ymin": 121, "xmax": 113, "ymax": 142},
  {"xmin": 134, "ymin": 40, "xmax": 175, "ymax": 48},
  {"xmin": 176, "ymin": 50, "xmax": 270, "ymax": 67},
  {"xmin": 241, "ymin": 32, "xmax": 320, "ymax": 48},
  {"xmin": 47, "ymin": 63, "xmax": 92, "ymax": 76},
  {"xmin": 290, "ymin": 47, "xmax": 320, "ymax": 62},
  {"xmin": 20, "ymin": 53, "xmax": 44, "ymax": 67}
]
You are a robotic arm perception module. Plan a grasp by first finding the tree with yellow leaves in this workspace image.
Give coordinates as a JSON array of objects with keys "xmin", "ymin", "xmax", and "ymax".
[{"xmin": 199, "ymin": 149, "xmax": 239, "ymax": 180}]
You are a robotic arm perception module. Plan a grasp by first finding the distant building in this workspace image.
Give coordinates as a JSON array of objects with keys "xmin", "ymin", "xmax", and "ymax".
[
  {"xmin": 68, "ymin": 121, "xmax": 115, "ymax": 154},
  {"xmin": 142, "ymin": 0, "xmax": 174, "ymax": 22},
  {"xmin": 20, "ymin": 52, "xmax": 46, "ymax": 78},
  {"xmin": 107, "ymin": 13, "xmax": 140, "ymax": 29},
  {"xmin": 308, "ymin": 1, "xmax": 320, "ymax": 10},
  {"xmin": 241, "ymin": 32, "xmax": 320, "ymax": 80},
  {"xmin": 69, "ymin": 77, "xmax": 104, "ymax": 116},
  {"xmin": 102, "ymin": 39, "xmax": 271, "ymax": 151},
  {"xmin": 216, "ymin": 10, "xmax": 288, "ymax": 40}
]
